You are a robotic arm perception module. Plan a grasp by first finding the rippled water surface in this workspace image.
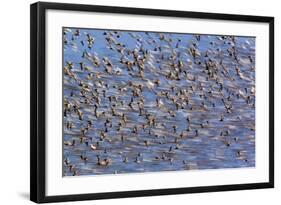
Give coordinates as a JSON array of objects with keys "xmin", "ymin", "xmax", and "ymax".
[{"xmin": 63, "ymin": 28, "xmax": 255, "ymax": 176}]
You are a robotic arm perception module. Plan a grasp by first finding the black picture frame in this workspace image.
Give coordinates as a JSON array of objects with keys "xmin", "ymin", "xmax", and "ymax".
[{"xmin": 30, "ymin": 1, "xmax": 274, "ymax": 203}]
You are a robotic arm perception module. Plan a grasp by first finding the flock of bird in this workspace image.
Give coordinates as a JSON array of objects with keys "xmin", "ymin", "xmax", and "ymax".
[{"xmin": 63, "ymin": 27, "xmax": 256, "ymax": 176}]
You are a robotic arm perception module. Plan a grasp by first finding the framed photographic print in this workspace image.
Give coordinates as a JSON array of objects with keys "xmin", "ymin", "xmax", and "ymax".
[{"xmin": 30, "ymin": 1, "xmax": 274, "ymax": 203}]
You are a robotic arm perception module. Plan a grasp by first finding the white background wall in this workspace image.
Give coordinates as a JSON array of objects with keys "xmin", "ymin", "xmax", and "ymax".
[{"xmin": 0, "ymin": 0, "xmax": 279, "ymax": 204}]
